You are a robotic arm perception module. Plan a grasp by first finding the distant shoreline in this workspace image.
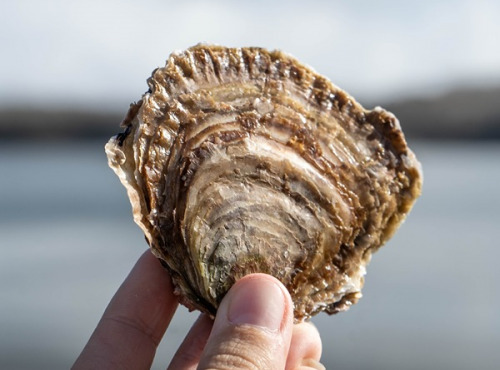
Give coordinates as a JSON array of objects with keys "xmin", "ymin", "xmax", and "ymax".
[{"xmin": 1, "ymin": 86, "xmax": 499, "ymax": 141}]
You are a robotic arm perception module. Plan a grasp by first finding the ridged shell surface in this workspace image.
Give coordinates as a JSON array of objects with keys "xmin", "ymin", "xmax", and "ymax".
[{"xmin": 106, "ymin": 44, "xmax": 422, "ymax": 322}]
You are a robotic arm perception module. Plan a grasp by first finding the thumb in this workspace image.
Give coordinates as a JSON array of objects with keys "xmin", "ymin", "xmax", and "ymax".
[{"xmin": 198, "ymin": 274, "xmax": 294, "ymax": 370}]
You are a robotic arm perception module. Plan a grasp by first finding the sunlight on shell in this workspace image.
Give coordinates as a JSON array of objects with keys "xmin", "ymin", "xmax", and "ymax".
[{"xmin": 106, "ymin": 44, "xmax": 422, "ymax": 322}]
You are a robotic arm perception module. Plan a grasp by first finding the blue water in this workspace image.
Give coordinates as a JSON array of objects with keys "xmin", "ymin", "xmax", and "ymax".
[{"xmin": 1, "ymin": 140, "xmax": 499, "ymax": 369}]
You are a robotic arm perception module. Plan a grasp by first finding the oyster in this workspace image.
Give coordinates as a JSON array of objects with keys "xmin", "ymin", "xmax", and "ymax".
[{"xmin": 105, "ymin": 44, "xmax": 422, "ymax": 322}]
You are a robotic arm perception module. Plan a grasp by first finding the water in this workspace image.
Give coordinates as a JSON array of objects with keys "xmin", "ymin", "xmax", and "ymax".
[{"xmin": 1, "ymin": 140, "xmax": 499, "ymax": 369}]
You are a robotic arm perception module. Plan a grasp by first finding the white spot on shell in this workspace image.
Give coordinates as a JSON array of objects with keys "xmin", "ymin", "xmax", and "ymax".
[{"xmin": 253, "ymin": 97, "xmax": 274, "ymax": 115}]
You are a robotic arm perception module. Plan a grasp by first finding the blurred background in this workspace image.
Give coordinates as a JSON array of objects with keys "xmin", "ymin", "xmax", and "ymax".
[{"xmin": 1, "ymin": 0, "xmax": 499, "ymax": 369}]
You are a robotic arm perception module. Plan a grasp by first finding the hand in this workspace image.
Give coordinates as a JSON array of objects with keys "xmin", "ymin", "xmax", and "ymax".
[{"xmin": 73, "ymin": 250, "xmax": 324, "ymax": 369}]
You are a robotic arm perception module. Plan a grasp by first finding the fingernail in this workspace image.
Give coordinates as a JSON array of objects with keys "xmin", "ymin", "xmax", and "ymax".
[
  {"xmin": 227, "ymin": 277, "xmax": 285, "ymax": 331},
  {"xmin": 301, "ymin": 359, "xmax": 326, "ymax": 370}
]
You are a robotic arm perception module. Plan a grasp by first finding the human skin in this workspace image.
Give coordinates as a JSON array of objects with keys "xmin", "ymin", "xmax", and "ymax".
[{"xmin": 72, "ymin": 250, "xmax": 324, "ymax": 370}]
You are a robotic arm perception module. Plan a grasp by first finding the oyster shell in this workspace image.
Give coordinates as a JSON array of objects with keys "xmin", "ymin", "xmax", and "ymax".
[{"xmin": 105, "ymin": 44, "xmax": 422, "ymax": 322}]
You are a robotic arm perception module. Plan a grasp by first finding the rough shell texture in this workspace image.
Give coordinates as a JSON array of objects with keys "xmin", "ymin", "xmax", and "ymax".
[{"xmin": 106, "ymin": 44, "xmax": 422, "ymax": 322}]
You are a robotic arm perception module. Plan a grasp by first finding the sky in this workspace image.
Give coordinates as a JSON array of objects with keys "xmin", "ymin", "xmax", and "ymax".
[{"xmin": 1, "ymin": 0, "xmax": 500, "ymax": 111}]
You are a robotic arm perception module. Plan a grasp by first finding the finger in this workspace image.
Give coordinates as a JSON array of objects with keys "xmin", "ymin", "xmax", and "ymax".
[
  {"xmin": 167, "ymin": 314, "xmax": 213, "ymax": 370},
  {"xmin": 73, "ymin": 250, "xmax": 178, "ymax": 370},
  {"xmin": 198, "ymin": 274, "xmax": 294, "ymax": 370},
  {"xmin": 286, "ymin": 321, "xmax": 324, "ymax": 370}
]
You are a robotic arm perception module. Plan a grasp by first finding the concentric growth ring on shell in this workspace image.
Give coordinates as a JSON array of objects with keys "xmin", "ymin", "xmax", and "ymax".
[
  {"xmin": 105, "ymin": 44, "xmax": 422, "ymax": 321},
  {"xmin": 178, "ymin": 135, "xmax": 354, "ymax": 315}
]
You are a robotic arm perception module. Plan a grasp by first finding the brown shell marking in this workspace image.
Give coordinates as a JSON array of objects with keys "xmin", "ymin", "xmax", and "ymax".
[{"xmin": 105, "ymin": 44, "xmax": 422, "ymax": 322}]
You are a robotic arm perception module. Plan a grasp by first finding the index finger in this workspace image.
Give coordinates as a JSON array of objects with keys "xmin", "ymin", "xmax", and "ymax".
[{"xmin": 73, "ymin": 250, "xmax": 178, "ymax": 369}]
